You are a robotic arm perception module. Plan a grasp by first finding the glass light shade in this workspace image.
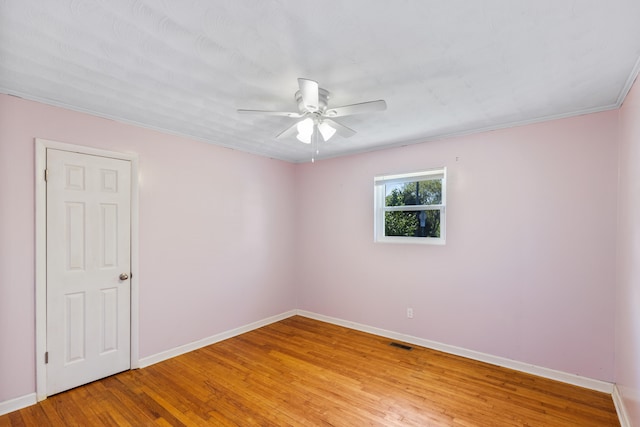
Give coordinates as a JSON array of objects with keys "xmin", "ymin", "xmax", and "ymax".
[
  {"xmin": 296, "ymin": 118, "xmax": 314, "ymax": 144},
  {"xmin": 296, "ymin": 132, "xmax": 312, "ymax": 144},
  {"xmin": 318, "ymin": 122, "xmax": 336, "ymax": 141},
  {"xmin": 297, "ymin": 118, "xmax": 314, "ymax": 134}
]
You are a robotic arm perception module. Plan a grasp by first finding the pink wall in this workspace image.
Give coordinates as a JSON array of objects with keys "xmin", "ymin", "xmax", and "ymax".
[
  {"xmin": 0, "ymin": 91, "xmax": 627, "ymax": 406},
  {"xmin": 616, "ymin": 76, "xmax": 640, "ymax": 423},
  {"xmin": 295, "ymin": 111, "xmax": 619, "ymax": 381},
  {"xmin": 0, "ymin": 94, "xmax": 297, "ymax": 402}
]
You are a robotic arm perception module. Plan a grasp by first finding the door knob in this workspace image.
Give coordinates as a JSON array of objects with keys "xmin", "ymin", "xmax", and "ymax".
[{"xmin": 119, "ymin": 273, "xmax": 129, "ymax": 281}]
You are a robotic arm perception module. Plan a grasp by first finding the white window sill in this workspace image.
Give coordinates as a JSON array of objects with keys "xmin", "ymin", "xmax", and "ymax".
[{"xmin": 375, "ymin": 236, "xmax": 446, "ymax": 245}]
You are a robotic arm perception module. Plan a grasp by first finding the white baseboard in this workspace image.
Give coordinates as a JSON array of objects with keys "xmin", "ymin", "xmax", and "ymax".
[
  {"xmin": 296, "ymin": 310, "xmax": 614, "ymax": 394},
  {"xmin": 138, "ymin": 310, "xmax": 297, "ymax": 368},
  {"xmin": 612, "ymin": 385, "xmax": 632, "ymax": 427},
  {"xmin": 0, "ymin": 393, "xmax": 37, "ymax": 416}
]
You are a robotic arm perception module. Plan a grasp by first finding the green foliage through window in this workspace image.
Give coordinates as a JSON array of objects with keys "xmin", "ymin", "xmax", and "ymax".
[
  {"xmin": 385, "ymin": 180, "xmax": 442, "ymax": 207},
  {"xmin": 384, "ymin": 180, "xmax": 442, "ymax": 238}
]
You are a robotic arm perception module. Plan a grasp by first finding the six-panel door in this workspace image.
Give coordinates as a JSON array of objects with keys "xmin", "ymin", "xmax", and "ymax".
[{"xmin": 46, "ymin": 149, "xmax": 131, "ymax": 396}]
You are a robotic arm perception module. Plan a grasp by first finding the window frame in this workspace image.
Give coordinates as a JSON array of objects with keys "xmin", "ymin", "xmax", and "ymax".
[{"xmin": 374, "ymin": 168, "xmax": 447, "ymax": 245}]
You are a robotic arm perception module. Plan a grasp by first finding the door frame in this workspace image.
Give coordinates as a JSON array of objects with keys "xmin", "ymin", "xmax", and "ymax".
[{"xmin": 35, "ymin": 138, "xmax": 140, "ymax": 401}]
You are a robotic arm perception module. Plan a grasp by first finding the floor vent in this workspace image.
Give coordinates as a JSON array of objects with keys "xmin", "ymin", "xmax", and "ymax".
[{"xmin": 389, "ymin": 342, "xmax": 413, "ymax": 351}]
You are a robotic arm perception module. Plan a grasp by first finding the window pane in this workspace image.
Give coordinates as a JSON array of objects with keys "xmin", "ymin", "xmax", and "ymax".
[
  {"xmin": 385, "ymin": 180, "xmax": 442, "ymax": 207},
  {"xmin": 385, "ymin": 210, "xmax": 441, "ymax": 238},
  {"xmin": 417, "ymin": 180, "xmax": 442, "ymax": 205}
]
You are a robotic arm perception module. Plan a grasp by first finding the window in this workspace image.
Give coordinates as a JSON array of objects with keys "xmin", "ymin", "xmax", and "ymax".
[{"xmin": 374, "ymin": 168, "xmax": 446, "ymax": 244}]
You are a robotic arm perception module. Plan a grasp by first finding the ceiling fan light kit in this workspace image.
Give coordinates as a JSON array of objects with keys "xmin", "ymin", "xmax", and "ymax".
[{"xmin": 238, "ymin": 78, "xmax": 387, "ymax": 161}]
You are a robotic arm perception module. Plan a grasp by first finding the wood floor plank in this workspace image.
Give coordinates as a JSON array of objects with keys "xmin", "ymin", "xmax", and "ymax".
[{"xmin": 0, "ymin": 316, "xmax": 619, "ymax": 426}]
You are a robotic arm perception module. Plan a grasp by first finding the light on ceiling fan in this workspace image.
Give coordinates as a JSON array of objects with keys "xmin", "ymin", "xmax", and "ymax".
[
  {"xmin": 296, "ymin": 118, "xmax": 313, "ymax": 144},
  {"xmin": 296, "ymin": 132, "xmax": 311, "ymax": 144},
  {"xmin": 318, "ymin": 122, "xmax": 336, "ymax": 142}
]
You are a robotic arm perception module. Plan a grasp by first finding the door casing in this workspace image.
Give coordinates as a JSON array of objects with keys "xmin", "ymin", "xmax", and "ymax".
[{"xmin": 35, "ymin": 138, "xmax": 140, "ymax": 401}]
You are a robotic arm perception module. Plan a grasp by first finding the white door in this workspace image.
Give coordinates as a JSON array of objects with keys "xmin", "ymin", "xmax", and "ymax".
[{"xmin": 46, "ymin": 149, "xmax": 131, "ymax": 395}]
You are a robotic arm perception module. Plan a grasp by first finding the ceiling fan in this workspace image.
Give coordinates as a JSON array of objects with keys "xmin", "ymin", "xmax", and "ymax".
[{"xmin": 238, "ymin": 78, "xmax": 387, "ymax": 145}]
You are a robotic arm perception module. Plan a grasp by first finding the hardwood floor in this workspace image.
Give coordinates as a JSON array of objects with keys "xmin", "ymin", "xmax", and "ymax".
[{"xmin": 1, "ymin": 316, "xmax": 619, "ymax": 426}]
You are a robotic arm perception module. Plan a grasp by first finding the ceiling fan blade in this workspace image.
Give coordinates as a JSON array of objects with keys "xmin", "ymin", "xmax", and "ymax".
[
  {"xmin": 237, "ymin": 109, "xmax": 302, "ymax": 118},
  {"xmin": 298, "ymin": 78, "xmax": 319, "ymax": 111},
  {"xmin": 324, "ymin": 100, "xmax": 387, "ymax": 117},
  {"xmin": 324, "ymin": 119, "xmax": 356, "ymax": 138},
  {"xmin": 275, "ymin": 120, "xmax": 301, "ymax": 139}
]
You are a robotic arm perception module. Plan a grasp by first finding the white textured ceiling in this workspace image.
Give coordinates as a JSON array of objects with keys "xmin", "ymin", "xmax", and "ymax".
[{"xmin": 1, "ymin": 1, "xmax": 640, "ymax": 162}]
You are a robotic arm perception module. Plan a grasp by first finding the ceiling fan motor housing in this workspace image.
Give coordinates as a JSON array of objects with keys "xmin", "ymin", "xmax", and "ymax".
[{"xmin": 295, "ymin": 88, "xmax": 330, "ymax": 114}]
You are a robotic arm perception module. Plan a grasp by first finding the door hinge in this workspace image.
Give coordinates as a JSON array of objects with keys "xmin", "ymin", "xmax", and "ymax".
[
  {"xmin": 44, "ymin": 169, "xmax": 49, "ymax": 182},
  {"xmin": 45, "ymin": 351, "xmax": 49, "ymax": 364}
]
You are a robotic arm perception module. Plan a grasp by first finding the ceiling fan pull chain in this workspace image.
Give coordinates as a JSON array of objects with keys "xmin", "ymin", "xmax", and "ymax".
[{"xmin": 311, "ymin": 127, "xmax": 317, "ymax": 163}]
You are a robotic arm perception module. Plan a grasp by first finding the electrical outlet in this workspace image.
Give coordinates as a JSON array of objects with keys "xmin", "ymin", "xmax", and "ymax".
[{"xmin": 406, "ymin": 307, "xmax": 414, "ymax": 319}]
